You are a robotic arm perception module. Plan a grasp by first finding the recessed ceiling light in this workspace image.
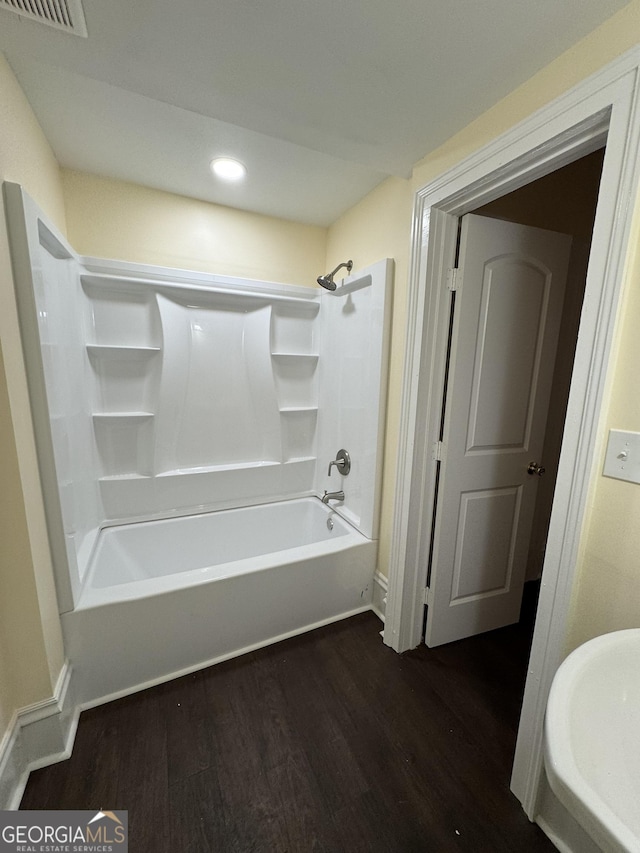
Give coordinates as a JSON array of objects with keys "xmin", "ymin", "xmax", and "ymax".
[{"xmin": 210, "ymin": 157, "xmax": 246, "ymax": 181}]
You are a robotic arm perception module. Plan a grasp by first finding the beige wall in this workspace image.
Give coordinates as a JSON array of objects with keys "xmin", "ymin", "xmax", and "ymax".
[
  {"xmin": 326, "ymin": 0, "xmax": 640, "ymax": 655},
  {"xmin": 566, "ymin": 209, "xmax": 640, "ymax": 650},
  {"xmin": 62, "ymin": 170, "xmax": 327, "ymax": 286},
  {"xmin": 0, "ymin": 344, "xmax": 53, "ymax": 723},
  {"xmin": 0, "ymin": 53, "xmax": 66, "ymax": 737}
]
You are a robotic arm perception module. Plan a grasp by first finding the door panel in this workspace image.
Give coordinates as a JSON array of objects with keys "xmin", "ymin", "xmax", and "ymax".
[
  {"xmin": 452, "ymin": 486, "xmax": 521, "ymax": 601},
  {"xmin": 468, "ymin": 258, "xmax": 549, "ymax": 450},
  {"xmin": 425, "ymin": 214, "xmax": 572, "ymax": 647}
]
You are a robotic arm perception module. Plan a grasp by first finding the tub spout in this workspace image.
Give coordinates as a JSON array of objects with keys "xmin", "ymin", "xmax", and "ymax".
[{"xmin": 322, "ymin": 490, "xmax": 345, "ymax": 504}]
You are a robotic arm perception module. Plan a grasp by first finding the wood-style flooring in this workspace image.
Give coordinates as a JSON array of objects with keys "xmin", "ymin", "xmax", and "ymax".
[{"xmin": 22, "ymin": 598, "xmax": 555, "ymax": 851}]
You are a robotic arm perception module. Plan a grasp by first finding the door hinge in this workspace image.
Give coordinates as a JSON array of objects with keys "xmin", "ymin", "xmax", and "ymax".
[
  {"xmin": 446, "ymin": 267, "xmax": 459, "ymax": 292},
  {"xmin": 423, "ymin": 586, "xmax": 434, "ymax": 606},
  {"xmin": 432, "ymin": 440, "xmax": 444, "ymax": 461}
]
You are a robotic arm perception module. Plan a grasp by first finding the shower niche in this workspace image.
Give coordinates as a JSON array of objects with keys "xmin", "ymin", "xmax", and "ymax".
[
  {"xmin": 271, "ymin": 302, "xmax": 320, "ymax": 464},
  {"xmin": 5, "ymin": 182, "xmax": 393, "ymax": 613},
  {"xmin": 83, "ymin": 276, "xmax": 163, "ymax": 478}
]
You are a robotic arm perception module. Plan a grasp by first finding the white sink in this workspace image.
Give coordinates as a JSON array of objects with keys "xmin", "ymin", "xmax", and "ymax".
[{"xmin": 544, "ymin": 629, "xmax": 640, "ymax": 853}]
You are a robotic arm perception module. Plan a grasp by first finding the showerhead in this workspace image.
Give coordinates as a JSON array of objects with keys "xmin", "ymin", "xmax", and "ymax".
[
  {"xmin": 316, "ymin": 260, "xmax": 353, "ymax": 291},
  {"xmin": 316, "ymin": 274, "xmax": 337, "ymax": 291}
]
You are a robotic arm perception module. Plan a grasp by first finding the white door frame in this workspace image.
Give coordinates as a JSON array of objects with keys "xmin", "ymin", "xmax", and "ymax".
[{"xmin": 384, "ymin": 47, "xmax": 640, "ymax": 817}]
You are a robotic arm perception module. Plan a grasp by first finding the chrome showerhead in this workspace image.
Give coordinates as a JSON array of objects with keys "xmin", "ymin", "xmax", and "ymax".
[
  {"xmin": 316, "ymin": 274, "xmax": 337, "ymax": 291},
  {"xmin": 316, "ymin": 260, "xmax": 353, "ymax": 291}
]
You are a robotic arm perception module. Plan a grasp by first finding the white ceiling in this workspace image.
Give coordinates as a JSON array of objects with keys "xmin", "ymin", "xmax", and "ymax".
[{"xmin": 0, "ymin": 0, "xmax": 631, "ymax": 226}]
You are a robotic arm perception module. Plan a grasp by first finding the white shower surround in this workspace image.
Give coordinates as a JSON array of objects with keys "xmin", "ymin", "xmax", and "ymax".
[{"xmin": 6, "ymin": 183, "xmax": 392, "ymax": 705}]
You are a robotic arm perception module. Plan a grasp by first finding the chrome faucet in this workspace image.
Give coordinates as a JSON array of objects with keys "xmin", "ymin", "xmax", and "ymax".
[{"xmin": 322, "ymin": 490, "xmax": 345, "ymax": 504}]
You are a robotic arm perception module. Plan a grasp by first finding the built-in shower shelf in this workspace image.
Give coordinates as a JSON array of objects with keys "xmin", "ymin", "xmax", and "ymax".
[
  {"xmin": 82, "ymin": 272, "xmax": 320, "ymax": 308},
  {"xmin": 92, "ymin": 412, "xmax": 155, "ymax": 421},
  {"xmin": 87, "ymin": 345, "xmax": 161, "ymax": 360},
  {"xmin": 81, "ymin": 274, "xmax": 150, "ymax": 297},
  {"xmin": 271, "ymin": 352, "xmax": 319, "ymax": 360},
  {"xmin": 278, "ymin": 406, "xmax": 318, "ymax": 413},
  {"xmin": 98, "ymin": 473, "xmax": 152, "ymax": 482},
  {"xmin": 156, "ymin": 460, "xmax": 281, "ymax": 477}
]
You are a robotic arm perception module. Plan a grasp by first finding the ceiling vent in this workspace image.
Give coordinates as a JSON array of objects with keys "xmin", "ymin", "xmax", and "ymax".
[{"xmin": 0, "ymin": 0, "xmax": 88, "ymax": 36}]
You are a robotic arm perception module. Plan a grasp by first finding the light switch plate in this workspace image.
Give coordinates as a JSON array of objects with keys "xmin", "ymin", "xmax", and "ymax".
[{"xmin": 603, "ymin": 429, "xmax": 640, "ymax": 484}]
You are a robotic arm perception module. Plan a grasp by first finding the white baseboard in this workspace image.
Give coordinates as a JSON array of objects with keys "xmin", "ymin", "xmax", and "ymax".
[
  {"xmin": 371, "ymin": 570, "xmax": 388, "ymax": 622},
  {"xmin": 0, "ymin": 661, "xmax": 79, "ymax": 809}
]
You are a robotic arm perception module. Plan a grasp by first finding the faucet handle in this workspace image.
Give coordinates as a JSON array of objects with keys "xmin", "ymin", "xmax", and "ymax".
[{"xmin": 327, "ymin": 448, "xmax": 351, "ymax": 477}]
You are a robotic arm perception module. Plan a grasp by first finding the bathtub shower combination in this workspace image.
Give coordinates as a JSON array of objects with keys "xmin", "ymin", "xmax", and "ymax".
[{"xmin": 6, "ymin": 183, "xmax": 393, "ymax": 705}]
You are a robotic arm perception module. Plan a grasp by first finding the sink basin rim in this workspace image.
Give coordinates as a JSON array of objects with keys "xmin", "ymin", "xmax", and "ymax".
[{"xmin": 544, "ymin": 628, "xmax": 640, "ymax": 853}]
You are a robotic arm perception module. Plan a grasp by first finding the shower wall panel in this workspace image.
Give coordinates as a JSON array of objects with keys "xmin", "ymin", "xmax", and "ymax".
[
  {"xmin": 79, "ymin": 270, "xmax": 320, "ymax": 523},
  {"xmin": 154, "ymin": 295, "xmax": 280, "ymax": 472},
  {"xmin": 315, "ymin": 259, "xmax": 394, "ymax": 540},
  {"xmin": 5, "ymin": 186, "xmax": 103, "ymax": 611},
  {"xmin": 36, "ymin": 252, "xmax": 101, "ymax": 573}
]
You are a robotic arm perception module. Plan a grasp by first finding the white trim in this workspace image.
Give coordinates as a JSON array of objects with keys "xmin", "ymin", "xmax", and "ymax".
[
  {"xmin": 371, "ymin": 570, "xmax": 388, "ymax": 622},
  {"xmin": 17, "ymin": 663, "xmax": 72, "ymax": 727},
  {"xmin": 384, "ymin": 44, "xmax": 640, "ymax": 820},
  {"xmin": 0, "ymin": 713, "xmax": 23, "ymax": 810},
  {"xmin": 0, "ymin": 662, "xmax": 79, "ymax": 809}
]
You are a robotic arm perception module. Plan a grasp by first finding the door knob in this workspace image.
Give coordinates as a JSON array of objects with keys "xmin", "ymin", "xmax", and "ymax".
[{"xmin": 527, "ymin": 462, "xmax": 546, "ymax": 477}]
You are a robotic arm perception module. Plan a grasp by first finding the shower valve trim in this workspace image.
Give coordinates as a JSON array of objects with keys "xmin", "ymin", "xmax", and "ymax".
[{"xmin": 328, "ymin": 448, "xmax": 351, "ymax": 476}]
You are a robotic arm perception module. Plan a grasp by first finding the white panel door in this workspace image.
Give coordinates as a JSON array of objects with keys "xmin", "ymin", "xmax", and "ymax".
[{"xmin": 425, "ymin": 214, "xmax": 572, "ymax": 647}]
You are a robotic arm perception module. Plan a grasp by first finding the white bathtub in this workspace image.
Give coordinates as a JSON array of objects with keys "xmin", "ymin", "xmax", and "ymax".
[{"xmin": 62, "ymin": 497, "xmax": 377, "ymax": 706}]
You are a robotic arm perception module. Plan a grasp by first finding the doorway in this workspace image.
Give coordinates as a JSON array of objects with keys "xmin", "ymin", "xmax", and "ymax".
[
  {"xmin": 423, "ymin": 150, "xmax": 604, "ymax": 648},
  {"xmin": 385, "ymin": 51, "xmax": 640, "ymax": 819}
]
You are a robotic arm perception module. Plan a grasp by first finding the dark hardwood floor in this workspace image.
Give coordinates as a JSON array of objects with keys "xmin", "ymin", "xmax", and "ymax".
[{"xmin": 22, "ymin": 592, "xmax": 555, "ymax": 851}]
